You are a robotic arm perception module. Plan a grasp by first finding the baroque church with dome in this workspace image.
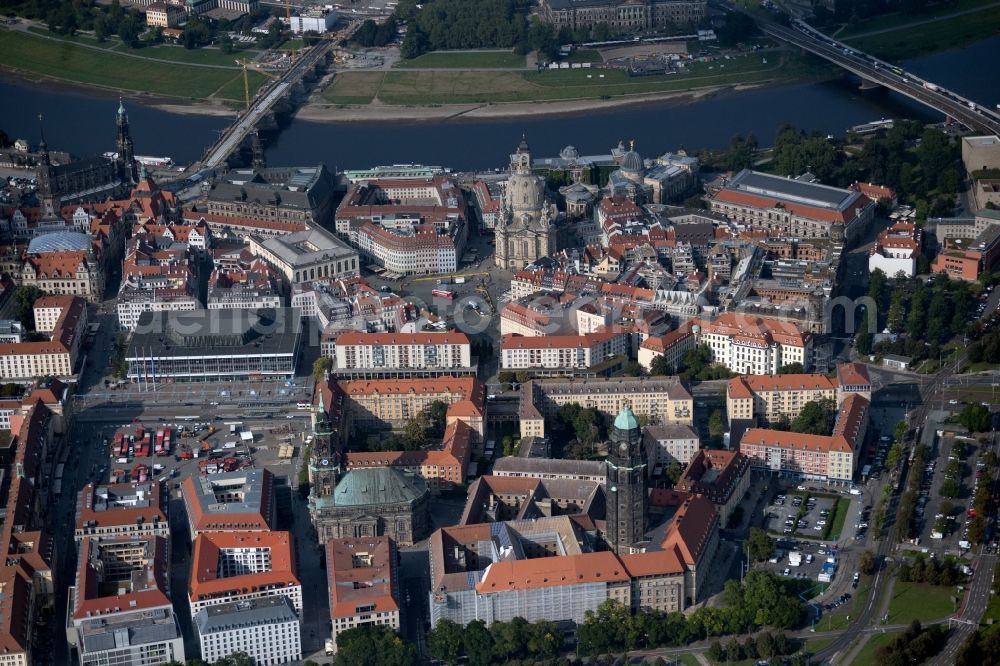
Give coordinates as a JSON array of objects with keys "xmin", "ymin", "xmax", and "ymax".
[{"xmin": 494, "ymin": 137, "xmax": 565, "ymax": 270}]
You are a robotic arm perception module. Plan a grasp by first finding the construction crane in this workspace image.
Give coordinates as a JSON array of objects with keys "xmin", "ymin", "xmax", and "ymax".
[{"xmin": 236, "ymin": 59, "xmax": 278, "ymax": 110}]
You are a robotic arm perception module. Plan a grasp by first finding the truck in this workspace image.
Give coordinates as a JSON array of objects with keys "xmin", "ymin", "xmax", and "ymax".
[
  {"xmin": 453, "ymin": 276, "xmax": 466, "ymax": 284},
  {"xmin": 788, "ymin": 551, "xmax": 802, "ymax": 567}
]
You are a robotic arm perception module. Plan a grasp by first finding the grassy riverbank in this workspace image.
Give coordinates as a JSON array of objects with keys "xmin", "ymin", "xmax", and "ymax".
[
  {"xmin": 838, "ymin": 0, "xmax": 1000, "ymax": 59},
  {"xmin": 394, "ymin": 50, "xmax": 526, "ymax": 69},
  {"xmin": 0, "ymin": 28, "xmax": 266, "ymax": 102},
  {"xmin": 322, "ymin": 51, "xmax": 834, "ymax": 106}
]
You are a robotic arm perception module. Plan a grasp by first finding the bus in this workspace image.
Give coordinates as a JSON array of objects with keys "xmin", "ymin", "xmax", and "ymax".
[{"xmin": 431, "ymin": 289, "xmax": 456, "ymax": 299}]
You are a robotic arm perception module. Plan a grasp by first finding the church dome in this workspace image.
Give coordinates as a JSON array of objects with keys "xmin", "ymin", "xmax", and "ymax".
[
  {"xmin": 560, "ymin": 145, "xmax": 579, "ymax": 160},
  {"xmin": 614, "ymin": 406, "xmax": 640, "ymax": 431},
  {"xmin": 621, "ymin": 150, "xmax": 644, "ymax": 174},
  {"xmin": 506, "ymin": 172, "xmax": 545, "ymax": 214}
]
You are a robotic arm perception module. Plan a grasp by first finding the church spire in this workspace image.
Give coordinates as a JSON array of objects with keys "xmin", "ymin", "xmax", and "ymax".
[
  {"xmin": 37, "ymin": 114, "xmax": 49, "ymax": 164},
  {"xmin": 115, "ymin": 99, "xmax": 138, "ymax": 185}
]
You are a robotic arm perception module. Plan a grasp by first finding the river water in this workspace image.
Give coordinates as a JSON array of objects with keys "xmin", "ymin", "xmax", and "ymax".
[{"xmin": 1, "ymin": 36, "xmax": 998, "ymax": 171}]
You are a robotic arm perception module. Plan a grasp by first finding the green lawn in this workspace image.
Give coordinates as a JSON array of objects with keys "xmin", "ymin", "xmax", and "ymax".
[
  {"xmin": 212, "ymin": 70, "xmax": 269, "ymax": 103},
  {"xmin": 804, "ymin": 637, "xmax": 835, "ymax": 654},
  {"xmin": 837, "ymin": 0, "xmax": 1000, "ymax": 37},
  {"xmin": 25, "ymin": 26, "xmax": 254, "ymax": 67},
  {"xmin": 358, "ymin": 53, "xmax": 832, "ymax": 106},
  {"xmin": 827, "ymin": 497, "xmax": 850, "ymax": 541},
  {"xmin": 852, "ymin": 631, "xmax": 901, "ymax": 666},
  {"xmin": 563, "ymin": 48, "xmax": 603, "ymax": 64},
  {"xmin": 0, "ymin": 29, "xmax": 242, "ymax": 99},
  {"xmin": 843, "ymin": 6, "xmax": 1000, "ymax": 60},
  {"xmin": 395, "ymin": 49, "xmax": 526, "ymax": 69},
  {"xmin": 676, "ymin": 654, "xmax": 701, "ymax": 666},
  {"xmin": 886, "ymin": 581, "xmax": 959, "ymax": 624},
  {"xmin": 321, "ymin": 71, "xmax": 385, "ymax": 104}
]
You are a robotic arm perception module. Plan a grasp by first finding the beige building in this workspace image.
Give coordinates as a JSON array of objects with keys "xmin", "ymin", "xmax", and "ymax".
[
  {"xmin": 961, "ymin": 135, "xmax": 1000, "ymax": 172},
  {"xmin": 727, "ymin": 374, "xmax": 839, "ymax": 423},
  {"xmin": 519, "ymin": 377, "xmax": 693, "ymax": 438},
  {"xmin": 643, "ymin": 423, "xmax": 700, "ymax": 469},
  {"xmin": 500, "ymin": 329, "xmax": 630, "ymax": 375},
  {"xmin": 539, "ymin": 0, "xmax": 707, "ymax": 33},
  {"xmin": 333, "ymin": 331, "xmax": 474, "ymax": 378},
  {"xmin": 18, "ymin": 250, "xmax": 103, "ymax": 303},
  {"xmin": 146, "ymin": 1, "xmax": 184, "ymax": 27},
  {"xmin": 495, "ymin": 138, "xmax": 560, "ymax": 270},
  {"xmin": 248, "ymin": 226, "xmax": 359, "ymax": 285},
  {"xmin": 0, "ymin": 295, "xmax": 86, "ymax": 381},
  {"xmin": 337, "ymin": 377, "xmax": 485, "ymax": 438}
]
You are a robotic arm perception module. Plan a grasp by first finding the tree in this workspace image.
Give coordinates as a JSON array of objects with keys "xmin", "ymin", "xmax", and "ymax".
[
  {"xmin": 498, "ymin": 371, "xmax": 516, "ymax": 384},
  {"xmin": 428, "ymin": 619, "xmax": 464, "ymax": 664},
  {"xmin": 334, "ymin": 625, "xmax": 418, "ymax": 666},
  {"xmin": 778, "ymin": 362, "xmax": 805, "ymax": 374},
  {"xmin": 313, "ymin": 356, "xmax": 332, "ymax": 379},
  {"xmin": 746, "ymin": 527, "xmax": 774, "ymax": 561},
  {"xmin": 117, "ymin": 13, "xmax": 141, "ymax": 48},
  {"xmin": 859, "ymin": 550, "xmax": 876, "ymax": 575},
  {"xmin": 959, "ymin": 404, "xmax": 991, "ymax": 432},
  {"xmin": 662, "ymin": 461, "xmax": 684, "ymax": 487},
  {"xmin": 461, "ymin": 620, "xmax": 493, "ymax": 666},
  {"xmin": 622, "ymin": 360, "xmax": 644, "ymax": 376},
  {"xmin": 790, "ymin": 398, "xmax": 836, "ymax": 435},
  {"xmin": 648, "ymin": 354, "xmax": 671, "ymax": 376},
  {"xmin": 12, "ymin": 286, "xmax": 44, "ymax": 330},
  {"xmin": 213, "ymin": 653, "xmax": 254, "ymax": 666},
  {"xmin": 425, "ymin": 400, "xmax": 448, "ymax": 434},
  {"xmin": 708, "ymin": 408, "xmax": 725, "ymax": 446},
  {"xmin": 515, "ymin": 371, "xmax": 532, "ymax": 384},
  {"xmin": 756, "ymin": 632, "xmax": 776, "ymax": 658}
]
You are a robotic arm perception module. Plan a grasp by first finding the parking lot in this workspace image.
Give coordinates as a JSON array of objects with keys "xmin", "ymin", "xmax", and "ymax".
[
  {"xmin": 765, "ymin": 491, "xmax": 841, "ymax": 540},
  {"xmin": 760, "ymin": 536, "xmax": 845, "ymax": 586},
  {"xmin": 918, "ymin": 428, "xmax": 986, "ymax": 552}
]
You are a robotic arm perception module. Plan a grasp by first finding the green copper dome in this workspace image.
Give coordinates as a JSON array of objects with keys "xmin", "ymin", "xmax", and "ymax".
[{"xmin": 614, "ymin": 406, "xmax": 640, "ymax": 431}]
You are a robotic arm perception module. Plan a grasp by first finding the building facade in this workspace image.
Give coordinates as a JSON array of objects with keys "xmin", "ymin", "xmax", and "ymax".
[
  {"xmin": 539, "ymin": 0, "xmax": 707, "ymax": 32},
  {"xmin": 710, "ymin": 169, "xmax": 875, "ymax": 241},
  {"xmin": 695, "ymin": 313, "xmax": 812, "ymax": 375},
  {"xmin": 500, "ymin": 329, "xmax": 630, "ymax": 375},
  {"xmin": 332, "ymin": 331, "xmax": 474, "ymax": 378},
  {"xmin": 726, "ymin": 374, "xmax": 839, "ymax": 423},
  {"xmin": 495, "ymin": 138, "xmax": 560, "ymax": 270},
  {"xmin": 195, "ymin": 597, "xmax": 301, "ymax": 666},
  {"xmin": 326, "ymin": 536, "xmax": 401, "ymax": 653}
]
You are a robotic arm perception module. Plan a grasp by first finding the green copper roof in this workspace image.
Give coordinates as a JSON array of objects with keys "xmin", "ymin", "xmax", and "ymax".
[
  {"xmin": 332, "ymin": 467, "xmax": 427, "ymax": 507},
  {"xmin": 614, "ymin": 406, "xmax": 639, "ymax": 431}
]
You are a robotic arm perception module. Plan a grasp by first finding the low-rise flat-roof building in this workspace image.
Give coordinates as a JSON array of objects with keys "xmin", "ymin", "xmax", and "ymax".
[
  {"xmin": 326, "ymin": 536, "xmax": 401, "ymax": 653},
  {"xmin": 190, "ymin": 531, "xmax": 301, "ymax": 617},
  {"xmin": 710, "ymin": 169, "xmax": 875, "ymax": 241},
  {"xmin": 932, "ymin": 223, "xmax": 1000, "ymax": 281},
  {"xmin": 126, "ymin": 308, "xmax": 301, "ymax": 383},
  {"xmin": 195, "ymin": 596, "xmax": 301, "ymax": 666},
  {"xmin": 182, "ymin": 469, "xmax": 276, "ymax": 539},
  {"xmin": 248, "ymin": 225, "xmax": 360, "ymax": 285},
  {"xmin": 75, "ymin": 481, "xmax": 169, "ymax": 542},
  {"xmin": 206, "ymin": 260, "xmax": 283, "ymax": 311}
]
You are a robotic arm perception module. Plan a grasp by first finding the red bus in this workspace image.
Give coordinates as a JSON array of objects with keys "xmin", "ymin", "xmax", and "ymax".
[{"xmin": 431, "ymin": 289, "xmax": 455, "ymax": 299}]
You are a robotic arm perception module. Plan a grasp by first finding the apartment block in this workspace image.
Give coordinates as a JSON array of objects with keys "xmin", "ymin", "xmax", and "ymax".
[
  {"xmin": 75, "ymin": 481, "xmax": 169, "ymax": 541},
  {"xmin": 195, "ymin": 597, "xmax": 301, "ymax": 666},
  {"xmin": 332, "ymin": 331, "xmax": 474, "ymax": 378},
  {"xmin": 326, "ymin": 536, "xmax": 401, "ymax": 653},
  {"xmin": 189, "ymin": 531, "xmax": 301, "ymax": 617},
  {"xmin": 695, "ymin": 313, "xmax": 812, "ymax": 375},
  {"xmin": 500, "ymin": 329, "xmax": 630, "ymax": 375}
]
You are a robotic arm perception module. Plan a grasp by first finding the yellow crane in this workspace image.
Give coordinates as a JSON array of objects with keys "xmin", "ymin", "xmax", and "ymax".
[{"xmin": 237, "ymin": 59, "xmax": 278, "ymax": 109}]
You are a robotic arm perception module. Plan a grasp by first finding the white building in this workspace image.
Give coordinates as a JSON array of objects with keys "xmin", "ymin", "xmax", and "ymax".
[
  {"xmin": 195, "ymin": 597, "xmax": 301, "ymax": 666},
  {"xmin": 349, "ymin": 222, "xmax": 458, "ymax": 276},
  {"xmin": 643, "ymin": 423, "xmax": 700, "ymax": 469},
  {"xmin": 500, "ymin": 329, "xmax": 630, "ymax": 374},
  {"xmin": 117, "ymin": 286, "xmax": 199, "ymax": 330},
  {"xmin": 289, "ymin": 7, "xmax": 337, "ymax": 33},
  {"xmin": 868, "ymin": 222, "xmax": 921, "ymax": 278},
  {"xmin": 695, "ymin": 313, "xmax": 811, "ymax": 375},
  {"xmin": 332, "ymin": 331, "xmax": 475, "ymax": 377}
]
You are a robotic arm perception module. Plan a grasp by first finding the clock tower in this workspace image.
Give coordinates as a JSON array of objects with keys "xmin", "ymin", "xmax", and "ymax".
[{"xmin": 606, "ymin": 406, "xmax": 647, "ymax": 554}]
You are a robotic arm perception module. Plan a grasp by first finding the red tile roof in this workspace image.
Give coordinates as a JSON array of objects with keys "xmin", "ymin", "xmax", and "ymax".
[{"xmin": 190, "ymin": 531, "xmax": 298, "ymax": 603}]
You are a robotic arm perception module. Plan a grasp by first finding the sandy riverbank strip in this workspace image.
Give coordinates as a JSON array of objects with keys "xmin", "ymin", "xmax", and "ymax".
[{"xmin": 294, "ymin": 83, "xmax": 766, "ymax": 123}]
